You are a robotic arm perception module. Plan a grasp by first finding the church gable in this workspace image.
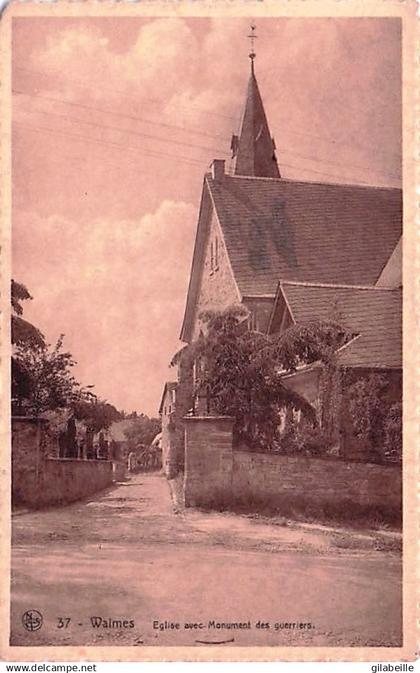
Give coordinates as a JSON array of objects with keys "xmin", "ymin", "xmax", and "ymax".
[
  {"xmin": 190, "ymin": 203, "xmax": 240, "ymax": 341},
  {"xmin": 267, "ymin": 287, "xmax": 294, "ymax": 336},
  {"xmin": 376, "ymin": 237, "xmax": 402, "ymax": 288},
  {"xmin": 180, "ymin": 176, "xmax": 240, "ymax": 343}
]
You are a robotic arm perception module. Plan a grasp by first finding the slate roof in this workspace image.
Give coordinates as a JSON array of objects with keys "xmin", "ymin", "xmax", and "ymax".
[
  {"xmin": 207, "ymin": 174, "xmax": 402, "ymax": 296},
  {"xmin": 279, "ymin": 281, "xmax": 402, "ymax": 369}
]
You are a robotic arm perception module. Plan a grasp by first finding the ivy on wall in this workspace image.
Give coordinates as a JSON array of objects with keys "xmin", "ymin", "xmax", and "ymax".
[
  {"xmin": 171, "ymin": 306, "xmax": 401, "ymax": 462},
  {"xmin": 171, "ymin": 306, "xmax": 349, "ymax": 453},
  {"xmin": 346, "ymin": 374, "xmax": 402, "ymax": 462}
]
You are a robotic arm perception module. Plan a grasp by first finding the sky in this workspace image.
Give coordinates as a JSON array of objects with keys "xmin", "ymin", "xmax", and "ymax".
[{"xmin": 12, "ymin": 17, "xmax": 402, "ymax": 415}]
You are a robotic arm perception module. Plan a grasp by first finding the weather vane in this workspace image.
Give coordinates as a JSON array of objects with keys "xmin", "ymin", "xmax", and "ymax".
[{"xmin": 248, "ymin": 24, "xmax": 257, "ymax": 66}]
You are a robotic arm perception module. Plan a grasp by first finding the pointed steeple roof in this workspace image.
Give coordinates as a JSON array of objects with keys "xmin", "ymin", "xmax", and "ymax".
[{"xmin": 232, "ymin": 59, "xmax": 280, "ymax": 179}]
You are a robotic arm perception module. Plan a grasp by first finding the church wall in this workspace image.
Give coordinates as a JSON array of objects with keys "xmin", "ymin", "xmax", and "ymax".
[{"xmin": 191, "ymin": 209, "xmax": 240, "ymax": 341}]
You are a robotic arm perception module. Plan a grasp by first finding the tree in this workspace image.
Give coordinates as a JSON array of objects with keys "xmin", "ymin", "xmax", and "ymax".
[
  {"xmin": 257, "ymin": 317, "xmax": 349, "ymax": 372},
  {"xmin": 11, "ymin": 280, "xmax": 45, "ymax": 347},
  {"xmin": 124, "ymin": 414, "xmax": 161, "ymax": 448},
  {"xmin": 11, "ymin": 280, "xmax": 46, "ymax": 411},
  {"xmin": 73, "ymin": 399, "xmax": 122, "ymax": 433},
  {"xmin": 13, "ymin": 334, "xmax": 92, "ymax": 415},
  {"xmin": 11, "ymin": 280, "xmax": 122, "ymax": 434},
  {"xmin": 172, "ymin": 306, "xmax": 345, "ymax": 450}
]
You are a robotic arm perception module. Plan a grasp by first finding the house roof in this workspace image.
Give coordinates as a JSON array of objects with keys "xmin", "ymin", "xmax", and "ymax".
[
  {"xmin": 207, "ymin": 174, "xmax": 402, "ymax": 296},
  {"xmin": 158, "ymin": 381, "xmax": 177, "ymax": 415},
  {"xmin": 278, "ymin": 281, "xmax": 402, "ymax": 369}
]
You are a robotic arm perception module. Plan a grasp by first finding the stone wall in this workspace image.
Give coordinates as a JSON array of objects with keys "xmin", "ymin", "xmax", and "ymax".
[
  {"xmin": 12, "ymin": 417, "xmax": 113, "ymax": 508},
  {"xmin": 232, "ymin": 450, "xmax": 401, "ymax": 516},
  {"xmin": 39, "ymin": 458, "xmax": 113, "ymax": 507},
  {"xmin": 183, "ymin": 416, "xmax": 402, "ymax": 522}
]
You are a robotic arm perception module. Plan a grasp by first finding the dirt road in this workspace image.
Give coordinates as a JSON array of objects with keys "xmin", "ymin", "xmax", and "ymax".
[{"xmin": 11, "ymin": 473, "xmax": 402, "ymax": 647}]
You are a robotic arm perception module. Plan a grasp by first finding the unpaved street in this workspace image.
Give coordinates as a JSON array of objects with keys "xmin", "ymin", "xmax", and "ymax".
[{"xmin": 11, "ymin": 473, "xmax": 402, "ymax": 647}]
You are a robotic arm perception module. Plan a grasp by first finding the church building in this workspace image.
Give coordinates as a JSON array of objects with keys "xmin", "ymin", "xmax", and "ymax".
[{"xmin": 162, "ymin": 36, "xmax": 402, "ymax": 470}]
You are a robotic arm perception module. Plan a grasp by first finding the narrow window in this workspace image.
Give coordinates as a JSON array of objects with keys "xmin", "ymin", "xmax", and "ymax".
[
  {"xmin": 215, "ymin": 237, "xmax": 219, "ymax": 269},
  {"xmin": 193, "ymin": 357, "xmax": 201, "ymax": 385},
  {"xmin": 210, "ymin": 241, "xmax": 214, "ymax": 271},
  {"xmin": 249, "ymin": 312, "xmax": 258, "ymax": 331}
]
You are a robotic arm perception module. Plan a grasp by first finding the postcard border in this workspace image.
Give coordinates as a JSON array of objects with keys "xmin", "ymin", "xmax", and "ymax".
[{"xmin": 0, "ymin": 0, "xmax": 417, "ymax": 663}]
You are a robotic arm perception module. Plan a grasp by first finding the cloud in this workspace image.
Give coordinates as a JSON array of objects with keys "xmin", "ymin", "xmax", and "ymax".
[
  {"xmin": 23, "ymin": 17, "xmax": 401, "ymax": 172},
  {"xmin": 21, "ymin": 18, "xmax": 250, "ymax": 142},
  {"xmin": 13, "ymin": 200, "xmax": 196, "ymax": 414},
  {"xmin": 31, "ymin": 19, "xmax": 201, "ymax": 107}
]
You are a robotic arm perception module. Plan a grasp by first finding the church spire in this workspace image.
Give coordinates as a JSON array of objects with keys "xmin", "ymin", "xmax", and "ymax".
[{"xmin": 231, "ymin": 25, "xmax": 280, "ymax": 179}]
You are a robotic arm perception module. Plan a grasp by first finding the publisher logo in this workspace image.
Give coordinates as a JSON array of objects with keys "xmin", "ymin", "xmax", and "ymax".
[{"xmin": 22, "ymin": 609, "xmax": 43, "ymax": 632}]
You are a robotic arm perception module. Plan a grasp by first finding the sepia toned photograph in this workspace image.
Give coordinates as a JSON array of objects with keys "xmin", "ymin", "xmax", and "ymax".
[{"xmin": 1, "ymin": 2, "xmax": 417, "ymax": 662}]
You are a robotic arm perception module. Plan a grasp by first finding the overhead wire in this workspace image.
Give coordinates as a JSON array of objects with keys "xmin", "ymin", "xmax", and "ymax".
[
  {"xmin": 13, "ymin": 86, "xmax": 400, "ymax": 183},
  {"xmin": 12, "ymin": 128, "xmax": 200, "ymax": 180},
  {"xmin": 13, "ymin": 121, "xmax": 212, "ymax": 169},
  {"xmin": 14, "ymin": 94, "xmax": 401, "ymax": 184},
  {"xmin": 14, "ymin": 63, "xmax": 401, "ymax": 162},
  {"xmin": 13, "ymin": 90, "xmax": 230, "ymax": 157},
  {"xmin": 14, "ymin": 119, "xmax": 389, "ymax": 187}
]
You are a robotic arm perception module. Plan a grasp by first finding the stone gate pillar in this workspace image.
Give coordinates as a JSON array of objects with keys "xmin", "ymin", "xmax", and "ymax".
[
  {"xmin": 12, "ymin": 417, "xmax": 47, "ymax": 507},
  {"xmin": 183, "ymin": 416, "xmax": 234, "ymax": 508}
]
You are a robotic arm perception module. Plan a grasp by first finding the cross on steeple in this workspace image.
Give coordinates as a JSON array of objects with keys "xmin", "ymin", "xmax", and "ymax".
[{"xmin": 248, "ymin": 24, "xmax": 257, "ymax": 72}]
